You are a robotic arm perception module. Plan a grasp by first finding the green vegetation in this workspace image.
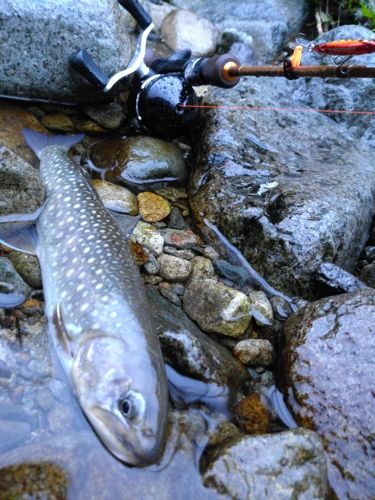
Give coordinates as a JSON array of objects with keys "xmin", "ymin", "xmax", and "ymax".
[{"xmin": 312, "ymin": 1, "xmax": 375, "ymax": 31}]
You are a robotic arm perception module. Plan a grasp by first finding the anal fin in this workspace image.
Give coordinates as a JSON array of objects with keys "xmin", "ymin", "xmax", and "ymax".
[{"xmin": 0, "ymin": 224, "xmax": 38, "ymax": 255}]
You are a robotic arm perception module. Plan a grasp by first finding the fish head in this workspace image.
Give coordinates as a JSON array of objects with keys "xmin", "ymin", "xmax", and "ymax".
[{"xmin": 71, "ymin": 334, "xmax": 168, "ymax": 466}]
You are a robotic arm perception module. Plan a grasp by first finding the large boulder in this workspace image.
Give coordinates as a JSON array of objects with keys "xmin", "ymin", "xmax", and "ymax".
[
  {"xmin": 189, "ymin": 77, "xmax": 375, "ymax": 299},
  {"xmin": 0, "ymin": 0, "xmax": 133, "ymax": 101},
  {"xmin": 282, "ymin": 291, "xmax": 375, "ymax": 499}
]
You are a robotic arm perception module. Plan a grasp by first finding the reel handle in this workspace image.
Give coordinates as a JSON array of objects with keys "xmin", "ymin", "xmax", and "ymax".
[
  {"xmin": 118, "ymin": 0, "xmax": 152, "ymax": 30},
  {"xmin": 69, "ymin": 50, "xmax": 109, "ymax": 90}
]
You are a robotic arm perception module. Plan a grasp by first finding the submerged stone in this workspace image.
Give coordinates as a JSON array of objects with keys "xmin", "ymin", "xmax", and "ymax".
[
  {"xmin": 282, "ymin": 290, "xmax": 375, "ymax": 499},
  {"xmin": 137, "ymin": 192, "xmax": 171, "ymax": 222},
  {"xmin": 7, "ymin": 251, "xmax": 42, "ymax": 289},
  {"xmin": 92, "ymin": 179, "xmax": 138, "ymax": 215},
  {"xmin": 0, "ymin": 258, "xmax": 31, "ymax": 306}
]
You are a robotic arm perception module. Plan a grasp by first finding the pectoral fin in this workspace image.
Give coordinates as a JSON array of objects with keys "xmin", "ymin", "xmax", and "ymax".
[{"xmin": 0, "ymin": 204, "xmax": 44, "ymax": 255}]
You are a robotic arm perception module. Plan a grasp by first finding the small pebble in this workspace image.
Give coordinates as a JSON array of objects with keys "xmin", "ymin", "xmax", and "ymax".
[
  {"xmin": 187, "ymin": 256, "xmax": 216, "ymax": 285},
  {"xmin": 137, "ymin": 192, "xmax": 171, "ymax": 222},
  {"xmin": 83, "ymin": 102, "xmax": 125, "ymax": 130},
  {"xmin": 270, "ymin": 296, "xmax": 292, "ymax": 320},
  {"xmin": 235, "ymin": 394, "xmax": 270, "ymax": 434},
  {"xmin": 161, "ymin": 228, "xmax": 201, "ymax": 248},
  {"xmin": 131, "ymin": 222, "xmax": 164, "ymax": 256},
  {"xmin": 158, "ymin": 281, "xmax": 183, "ymax": 305},
  {"xmin": 157, "ymin": 254, "xmax": 192, "ymax": 281},
  {"xmin": 142, "ymin": 275, "xmax": 163, "ymax": 285},
  {"xmin": 92, "ymin": 180, "xmax": 138, "ymax": 215},
  {"xmin": 249, "ymin": 291, "xmax": 274, "ymax": 326},
  {"xmin": 233, "ymin": 339, "xmax": 275, "ymax": 367},
  {"xmin": 41, "ymin": 113, "xmax": 75, "ymax": 132},
  {"xmin": 144, "ymin": 254, "xmax": 160, "ymax": 275},
  {"xmin": 163, "ymin": 246, "xmax": 195, "ymax": 260},
  {"xmin": 129, "ymin": 241, "xmax": 149, "ymax": 266},
  {"xmin": 168, "ymin": 206, "xmax": 187, "ymax": 229}
]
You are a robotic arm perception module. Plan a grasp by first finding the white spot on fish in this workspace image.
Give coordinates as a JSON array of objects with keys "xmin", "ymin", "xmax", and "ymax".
[{"xmin": 80, "ymin": 303, "xmax": 89, "ymax": 313}]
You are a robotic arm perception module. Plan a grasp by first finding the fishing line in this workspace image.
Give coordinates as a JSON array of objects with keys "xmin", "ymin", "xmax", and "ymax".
[{"xmin": 178, "ymin": 103, "xmax": 375, "ymax": 116}]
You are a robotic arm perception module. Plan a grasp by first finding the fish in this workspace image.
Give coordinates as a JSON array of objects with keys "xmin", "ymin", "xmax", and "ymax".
[{"xmin": 0, "ymin": 129, "xmax": 168, "ymax": 466}]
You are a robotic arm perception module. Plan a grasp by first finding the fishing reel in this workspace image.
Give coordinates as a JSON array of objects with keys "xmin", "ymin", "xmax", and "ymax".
[{"xmin": 69, "ymin": 0, "xmax": 240, "ymax": 139}]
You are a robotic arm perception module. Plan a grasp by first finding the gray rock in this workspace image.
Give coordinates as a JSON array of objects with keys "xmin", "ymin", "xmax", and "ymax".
[
  {"xmin": 0, "ymin": 258, "xmax": 31, "ymax": 306},
  {"xmin": 161, "ymin": 9, "xmax": 220, "ymax": 57},
  {"xmin": 183, "ymin": 278, "xmax": 251, "ymax": 337},
  {"xmin": 360, "ymin": 262, "xmax": 375, "ymax": 287},
  {"xmin": 143, "ymin": 253, "xmax": 160, "ymax": 275},
  {"xmin": 0, "ymin": 0, "xmax": 132, "ymax": 101},
  {"xmin": 7, "ymin": 251, "xmax": 42, "ymax": 289},
  {"xmin": 283, "ymin": 291, "xmax": 375, "ymax": 499},
  {"xmin": 158, "ymin": 281, "xmax": 184, "ymax": 306},
  {"xmin": 315, "ymin": 262, "xmax": 370, "ymax": 294},
  {"xmin": 201, "ymin": 428, "xmax": 327, "ymax": 499},
  {"xmin": 163, "ymin": 246, "xmax": 195, "ymax": 260},
  {"xmin": 187, "ymin": 256, "xmax": 216, "ymax": 285},
  {"xmin": 157, "ymin": 253, "xmax": 192, "ymax": 281},
  {"xmin": 233, "ymin": 339, "xmax": 274, "ymax": 366},
  {"xmin": 189, "ymin": 77, "xmax": 375, "ymax": 299},
  {"xmin": 292, "ymin": 25, "xmax": 375, "ymax": 150},
  {"xmin": 83, "ymin": 102, "xmax": 125, "ymax": 130},
  {"xmin": 0, "ymin": 146, "xmax": 45, "ymax": 217},
  {"xmin": 171, "ymin": 0, "xmax": 309, "ymax": 63},
  {"xmin": 168, "ymin": 207, "xmax": 187, "ymax": 230}
]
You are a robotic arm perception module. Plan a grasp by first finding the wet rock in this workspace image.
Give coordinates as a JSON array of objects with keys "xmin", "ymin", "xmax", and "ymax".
[
  {"xmin": 233, "ymin": 339, "xmax": 274, "ymax": 367},
  {"xmin": 183, "ymin": 278, "xmax": 251, "ymax": 337},
  {"xmin": 146, "ymin": 285, "xmax": 248, "ymax": 389},
  {"xmin": 161, "ymin": 228, "xmax": 201, "ymax": 249},
  {"xmin": 7, "ymin": 251, "xmax": 42, "ymax": 289},
  {"xmin": 91, "ymin": 136, "xmax": 187, "ymax": 185},
  {"xmin": 0, "ymin": 258, "xmax": 31, "ymax": 306},
  {"xmin": 137, "ymin": 192, "xmax": 171, "ymax": 222},
  {"xmin": 168, "ymin": 206, "xmax": 187, "ymax": 230},
  {"xmin": 41, "ymin": 113, "xmax": 75, "ymax": 132},
  {"xmin": 0, "ymin": 102, "xmax": 46, "ymax": 166},
  {"xmin": 0, "ymin": 462, "xmax": 68, "ymax": 499},
  {"xmin": 359, "ymin": 262, "xmax": 375, "ymax": 288},
  {"xmin": 146, "ymin": 0, "xmax": 176, "ymax": 31},
  {"xmin": 164, "ymin": 246, "xmax": 195, "ymax": 260},
  {"xmin": 249, "ymin": 290, "xmax": 274, "ymax": 326},
  {"xmin": 154, "ymin": 187, "xmax": 188, "ymax": 203},
  {"xmin": 292, "ymin": 25, "xmax": 375, "ymax": 149},
  {"xmin": 315, "ymin": 261, "xmax": 370, "ymax": 295},
  {"xmin": 283, "ymin": 290, "xmax": 375, "ymax": 499},
  {"xmin": 129, "ymin": 241, "xmax": 149, "ymax": 266},
  {"xmin": 0, "ymin": 146, "xmax": 45, "ymax": 216},
  {"xmin": 200, "ymin": 428, "xmax": 327, "ymax": 499},
  {"xmin": 234, "ymin": 394, "xmax": 270, "ymax": 434},
  {"xmin": 0, "ymin": 0, "xmax": 132, "ymax": 101},
  {"xmin": 270, "ymin": 295, "xmax": 292, "ymax": 320},
  {"xmin": 213, "ymin": 259, "xmax": 249, "ymax": 288},
  {"xmin": 157, "ymin": 254, "xmax": 192, "ymax": 281},
  {"xmin": 174, "ymin": 0, "xmax": 309, "ymax": 63},
  {"xmin": 142, "ymin": 275, "xmax": 163, "ymax": 285},
  {"xmin": 189, "ymin": 77, "xmax": 375, "ymax": 299},
  {"xmin": 161, "ymin": 9, "xmax": 220, "ymax": 57},
  {"xmin": 143, "ymin": 253, "xmax": 160, "ymax": 275},
  {"xmin": 131, "ymin": 221, "xmax": 164, "ymax": 256},
  {"xmin": 158, "ymin": 281, "xmax": 185, "ymax": 306},
  {"xmin": 187, "ymin": 256, "xmax": 215, "ymax": 285},
  {"xmin": 92, "ymin": 179, "xmax": 138, "ymax": 215},
  {"xmin": 83, "ymin": 102, "xmax": 125, "ymax": 130}
]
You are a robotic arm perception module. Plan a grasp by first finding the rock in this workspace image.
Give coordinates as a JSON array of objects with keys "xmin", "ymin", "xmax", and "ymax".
[
  {"xmin": 154, "ymin": 187, "xmax": 188, "ymax": 203},
  {"xmin": 92, "ymin": 179, "xmax": 138, "ymax": 215},
  {"xmin": 41, "ymin": 113, "xmax": 75, "ymax": 132},
  {"xmin": 283, "ymin": 291, "xmax": 375, "ymax": 499},
  {"xmin": 145, "ymin": 0, "xmax": 176, "ymax": 31},
  {"xmin": 213, "ymin": 259, "xmax": 249, "ymax": 289},
  {"xmin": 234, "ymin": 394, "xmax": 270, "ymax": 434},
  {"xmin": 201, "ymin": 428, "xmax": 327, "ymax": 499},
  {"xmin": 129, "ymin": 241, "xmax": 149, "ymax": 266},
  {"xmin": 137, "ymin": 192, "xmax": 171, "ymax": 222},
  {"xmin": 90, "ymin": 136, "xmax": 187, "ymax": 186},
  {"xmin": 161, "ymin": 9, "xmax": 220, "ymax": 57},
  {"xmin": 292, "ymin": 25, "xmax": 375, "ymax": 150},
  {"xmin": 7, "ymin": 251, "xmax": 42, "ymax": 289},
  {"xmin": 131, "ymin": 221, "xmax": 164, "ymax": 256},
  {"xmin": 0, "ymin": 462, "xmax": 68, "ymax": 499},
  {"xmin": 74, "ymin": 119, "xmax": 106, "ymax": 135},
  {"xmin": 83, "ymin": 102, "xmax": 125, "ymax": 130},
  {"xmin": 364, "ymin": 246, "xmax": 375, "ymax": 262},
  {"xmin": 172, "ymin": 0, "xmax": 309, "ymax": 63},
  {"xmin": 183, "ymin": 278, "xmax": 251, "ymax": 337},
  {"xmin": 158, "ymin": 281, "xmax": 185, "ymax": 305},
  {"xmin": 233, "ymin": 339, "xmax": 274, "ymax": 366},
  {"xmin": 187, "ymin": 256, "xmax": 216, "ymax": 285},
  {"xmin": 249, "ymin": 290, "xmax": 274, "ymax": 326},
  {"xmin": 189, "ymin": 77, "xmax": 375, "ymax": 299},
  {"xmin": 0, "ymin": 146, "xmax": 45, "ymax": 217},
  {"xmin": 142, "ymin": 275, "xmax": 163, "ymax": 285},
  {"xmin": 163, "ymin": 246, "xmax": 195, "ymax": 260},
  {"xmin": 160, "ymin": 228, "xmax": 201, "ymax": 249},
  {"xmin": 146, "ymin": 285, "xmax": 248, "ymax": 389},
  {"xmin": 143, "ymin": 253, "xmax": 160, "ymax": 275},
  {"xmin": 168, "ymin": 207, "xmax": 187, "ymax": 230},
  {"xmin": 0, "ymin": 0, "xmax": 132, "ymax": 101},
  {"xmin": 0, "ymin": 258, "xmax": 31, "ymax": 306},
  {"xmin": 359, "ymin": 263, "xmax": 375, "ymax": 288},
  {"xmin": 269, "ymin": 295, "xmax": 292, "ymax": 320},
  {"xmin": 315, "ymin": 262, "xmax": 370, "ymax": 295},
  {"xmin": 157, "ymin": 254, "xmax": 192, "ymax": 281},
  {"xmin": 0, "ymin": 102, "xmax": 46, "ymax": 166}
]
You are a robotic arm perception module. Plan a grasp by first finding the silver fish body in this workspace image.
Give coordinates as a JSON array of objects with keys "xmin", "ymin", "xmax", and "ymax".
[{"xmin": 14, "ymin": 133, "xmax": 168, "ymax": 465}]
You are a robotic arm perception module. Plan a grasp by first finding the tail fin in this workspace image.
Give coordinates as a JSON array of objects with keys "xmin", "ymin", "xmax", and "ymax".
[{"xmin": 22, "ymin": 128, "xmax": 84, "ymax": 159}]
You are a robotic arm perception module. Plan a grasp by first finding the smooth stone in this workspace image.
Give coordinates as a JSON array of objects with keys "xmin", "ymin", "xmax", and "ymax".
[
  {"xmin": 143, "ymin": 253, "xmax": 160, "ymax": 275},
  {"xmin": 0, "ymin": 258, "xmax": 31, "ymax": 306},
  {"xmin": 0, "ymin": 145, "xmax": 45, "ymax": 216},
  {"xmin": 187, "ymin": 256, "xmax": 216, "ymax": 285},
  {"xmin": 283, "ymin": 291, "xmax": 375, "ymax": 499},
  {"xmin": 137, "ymin": 192, "xmax": 171, "ymax": 222},
  {"xmin": 315, "ymin": 262, "xmax": 370, "ymax": 294},
  {"xmin": 146, "ymin": 285, "xmax": 248, "ymax": 390},
  {"xmin": 154, "ymin": 187, "xmax": 188, "ymax": 203},
  {"xmin": 160, "ymin": 228, "xmax": 201, "ymax": 249},
  {"xmin": 234, "ymin": 394, "xmax": 270, "ymax": 434},
  {"xmin": 7, "ymin": 251, "xmax": 42, "ymax": 289},
  {"xmin": 269, "ymin": 295, "xmax": 292, "ymax": 320},
  {"xmin": 233, "ymin": 339, "xmax": 274, "ymax": 367},
  {"xmin": 131, "ymin": 221, "xmax": 164, "ymax": 256},
  {"xmin": 92, "ymin": 179, "xmax": 138, "ymax": 215},
  {"xmin": 189, "ymin": 76, "xmax": 375, "ymax": 299},
  {"xmin": 359, "ymin": 262, "xmax": 375, "ymax": 288},
  {"xmin": 249, "ymin": 291, "xmax": 274, "ymax": 326},
  {"xmin": 161, "ymin": 9, "xmax": 220, "ymax": 57},
  {"xmin": 82, "ymin": 102, "xmax": 125, "ymax": 130},
  {"xmin": 142, "ymin": 275, "xmax": 163, "ymax": 285},
  {"xmin": 41, "ymin": 113, "xmax": 75, "ymax": 132},
  {"xmin": 0, "ymin": 0, "xmax": 132, "ymax": 101},
  {"xmin": 200, "ymin": 428, "xmax": 327, "ymax": 498},
  {"xmin": 168, "ymin": 206, "xmax": 187, "ymax": 230},
  {"xmin": 183, "ymin": 278, "xmax": 251, "ymax": 337},
  {"xmin": 157, "ymin": 254, "xmax": 192, "ymax": 282},
  {"xmin": 213, "ymin": 259, "xmax": 250, "ymax": 289},
  {"xmin": 158, "ymin": 281, "xmax": 183, "ymax": 306},
  {"xmin": 163, "ymin": 246, "xmax": 195, "ymax": 260}
]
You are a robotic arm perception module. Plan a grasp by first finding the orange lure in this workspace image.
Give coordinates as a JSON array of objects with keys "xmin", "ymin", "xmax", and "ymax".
[{"xmin": 311, "ymin": 39, "xmax": 375, "ymax": 56}]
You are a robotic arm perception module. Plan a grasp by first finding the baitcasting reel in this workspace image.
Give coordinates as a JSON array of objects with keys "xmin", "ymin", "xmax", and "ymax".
[{"xmin": 69, "ymin": 0, "xmax": 240, "ymax": 138}]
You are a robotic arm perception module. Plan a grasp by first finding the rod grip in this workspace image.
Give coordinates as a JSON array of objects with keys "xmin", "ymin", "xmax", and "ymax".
[
  {"xmin": 118, "ymin": 0, "xmax": 152, "ymax": 29},
  {"xmin": 199, "ymin": 54, "xmax": 241, "ymax": 88},
  {"xmin": 69, "ymin": 50, "xmax": 110, "ymax": 90}
]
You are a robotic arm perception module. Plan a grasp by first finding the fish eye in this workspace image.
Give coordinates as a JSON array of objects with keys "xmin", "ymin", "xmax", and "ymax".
[
  {"xmin": 118, "ymin": 391, "xmax": 146, "ymax": 421},
  {"xmin": 119, "ymin": 397, "xmax": 135, "ymax": 419}
]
